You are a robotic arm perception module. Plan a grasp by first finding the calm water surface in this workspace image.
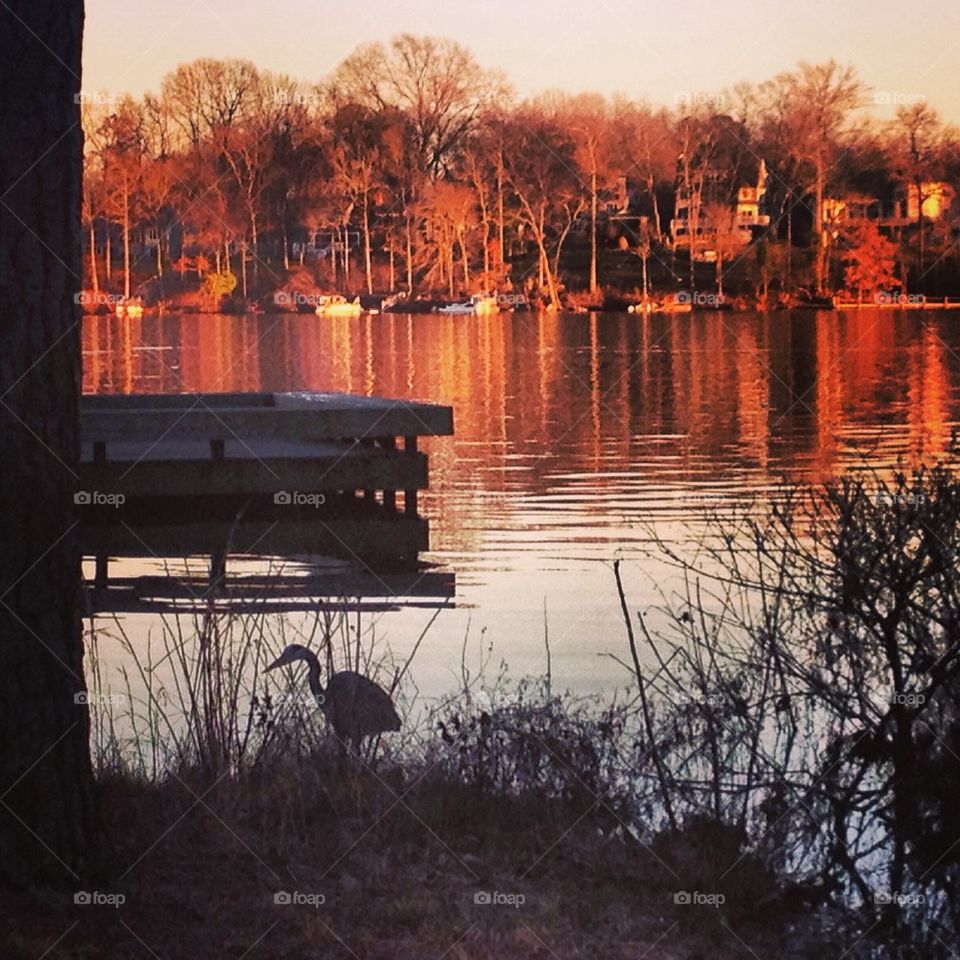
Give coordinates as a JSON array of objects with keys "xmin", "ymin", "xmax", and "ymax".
[{"xmin": 83, "ymin": 309, "xmax": 960, "ymax": 697}]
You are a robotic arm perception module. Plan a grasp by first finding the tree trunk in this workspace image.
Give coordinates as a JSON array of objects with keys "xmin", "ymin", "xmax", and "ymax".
[
  {"xmin": 249, "ymin": 212, "xmax": 258, "ymax": 283},
  {"xmin": 89, "ymin": 222, "xmax": 99, "ymax": 294},
  {"xmin": 589, "ymin": 170, "xmax": 598, "ymax": 294},
  {"xmin": 459, "ymin": 227, "xmax": 469, "ymax": 288},
  {"xmin": 916, "ymin": 177, "xmax": 925, "ymax": 278},
  {"xmin": 477, "ymin": 188, "xmax": 490, "ymax": 279},
  {"xmin": 0, "ymin": 0, "xmax": 107, "ymax": 887},
  {"xmin": 815, "ymin": 156, "xmax": 826, "ymax": 292},
  {"xmin": 362, "ymin": 190, "xmax": 373, "ymax": 295},
  {"xmin": 447, "ymin": 233, "xmax": 455, "ymax": 298},
  {"xmin": 649, "ymin": 176, "xmax": 662, "ymax": 242},
  {"xmin": 406, "ymin": 215, "xmax": 414, "ymax": 293},
  {"xmin": 496, "ymin": 154, "xmax": 505, "ymax": 272},
  {"xmin": 122, "ymin": 181, "xmax": 130, "ymax": 299},
  {"xmin": 786, "ymin": 207, "xmax": 793, "ymax": 288}
]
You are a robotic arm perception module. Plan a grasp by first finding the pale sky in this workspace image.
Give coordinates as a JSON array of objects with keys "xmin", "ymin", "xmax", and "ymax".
[{"xmin": 82, "ymin": 0, "xmax": 960, "ymax": 123}]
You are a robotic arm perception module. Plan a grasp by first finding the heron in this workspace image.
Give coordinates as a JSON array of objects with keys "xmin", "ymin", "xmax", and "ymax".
[{"xmin": 265, "ymin": 644, "xmax": 401, "ymax": 750}]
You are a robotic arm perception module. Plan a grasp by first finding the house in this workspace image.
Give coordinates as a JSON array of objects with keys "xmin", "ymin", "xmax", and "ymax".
[
  {"xmin": 670, "ymin": 159, "xmax": 771, "ymax": 261},
  {"xmin": 823, "ymin": 181, "xmax": 955, "ymax": 231}
]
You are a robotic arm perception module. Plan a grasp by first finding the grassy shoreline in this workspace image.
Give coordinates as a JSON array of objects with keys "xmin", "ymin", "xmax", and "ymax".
[{"xmin": 9, "ymin": 467, "xmax": 960, "ymax": 958}]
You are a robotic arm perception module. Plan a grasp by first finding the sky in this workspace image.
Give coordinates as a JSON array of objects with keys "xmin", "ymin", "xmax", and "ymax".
[{"xmin": 82, "ymin": 0, "xmax": 960, "ymax": 123}]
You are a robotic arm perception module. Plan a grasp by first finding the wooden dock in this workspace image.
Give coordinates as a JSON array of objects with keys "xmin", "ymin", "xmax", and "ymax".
[
  {"xmin": 78, "ymin": 391, "xmax": 455, "ymax": 600},
  {"xmin": 832, "ymin": 297, "xmax": 960, "ymax": 310}
]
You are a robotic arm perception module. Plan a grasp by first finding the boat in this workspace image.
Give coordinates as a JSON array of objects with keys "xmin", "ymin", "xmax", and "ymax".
[
  {"xmin": 315, "ymin": 295, "xmax": 363, "ymax": 317},
  {"xmin": 437, "ymin": 301, "xmax": 474, "ymax": 315},
  {"xmin": 437, "ymin": 294, "xmax": 500, "ymax": 316},
  {"xmin": 115, "ymin": 297, "xmax": 144, "ymax": 319}
]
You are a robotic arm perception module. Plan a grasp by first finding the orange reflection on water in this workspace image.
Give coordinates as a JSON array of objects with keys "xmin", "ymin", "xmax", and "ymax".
[{"xmin": 83, "ymin": 309, "xmax": 960, "ymax": 567}]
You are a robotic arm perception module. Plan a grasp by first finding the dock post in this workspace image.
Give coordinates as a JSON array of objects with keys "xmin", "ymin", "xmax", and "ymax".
[
  {"xmin": 361, "ymin": 438, "xmax": 375, "ymax": 500},
  {"xmin": 404, "ymin": 435, "xmax": 418, "ymax": 515},
  {"xmin": 209, "ymin": 550, "xmax": 226, "ymax": 594},
  {"xmin": 382, "ymin": 437, "xmax": 397, "ymax": 511},
  {"xmin": 94, "ymin": 554, "xmax": 108, "ymax": 590},
  {"xmin": 93, "ymin": 440, "xmax": 107, "ymax": 463}
]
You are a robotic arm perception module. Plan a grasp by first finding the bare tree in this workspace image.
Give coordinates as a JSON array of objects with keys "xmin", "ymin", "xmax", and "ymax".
[
  {"xmin": 333, "ymin": 34, "xmax": 508, "ymax": 178},
  {"xmin": 502, "ymin": 108, "xmax": 585, "ymax": 309},
  {"xmin": 552, "ymin": 93, "xmax": 615, "ymax": 294},
  {"xmin": 892, "ymin": 103, "xmax": 944, "ymax": 279},
  {"xmin": 773, "ymin": 61, "xmax": 864, "ymax": 292},
  {"xmin": 100, "ymin": 96, "xmax": 146, "ymax": 299}
]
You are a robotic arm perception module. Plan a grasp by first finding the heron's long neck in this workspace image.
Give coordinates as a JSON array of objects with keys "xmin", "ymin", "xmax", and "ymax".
[{"xmin": 304, "ymin": 653, "xmax": 325, "ymax": 697}]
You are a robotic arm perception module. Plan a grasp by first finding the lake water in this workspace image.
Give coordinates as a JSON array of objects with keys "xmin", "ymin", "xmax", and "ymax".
[{"xmin": 82, "ymin": 309, "xmax": 960, "ymax": 700}]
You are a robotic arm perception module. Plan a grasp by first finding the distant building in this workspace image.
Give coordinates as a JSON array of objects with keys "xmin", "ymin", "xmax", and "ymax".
[
  {"xmin": 671, "ymin": 159, "xmax": 771, "ymax": 261},
  {"xmin": 823, "ymin": 181, "xmax": 955, "ymax": 231}
]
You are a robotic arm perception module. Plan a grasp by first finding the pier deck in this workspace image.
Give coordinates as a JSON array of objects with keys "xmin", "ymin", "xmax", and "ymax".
[{"xmin": 78, "ymin": 391, "xmax": 455, "ymax": 594}]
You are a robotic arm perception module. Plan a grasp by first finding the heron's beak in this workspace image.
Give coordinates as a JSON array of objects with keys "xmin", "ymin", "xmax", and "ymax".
[{"xmin": 265, "ymin": 654, "xmax": 286, "ymax": 672}]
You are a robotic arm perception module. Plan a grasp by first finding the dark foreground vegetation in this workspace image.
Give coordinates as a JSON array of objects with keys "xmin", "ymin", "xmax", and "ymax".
[{"xmin": 6, "ymin": 465, "xmax": 960, "ymax": 958}]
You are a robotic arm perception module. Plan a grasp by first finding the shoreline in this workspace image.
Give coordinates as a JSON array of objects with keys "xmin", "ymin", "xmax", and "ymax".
[{"xmin": 79, "ymin": 300, "xmax": 960, "ymax": 319}]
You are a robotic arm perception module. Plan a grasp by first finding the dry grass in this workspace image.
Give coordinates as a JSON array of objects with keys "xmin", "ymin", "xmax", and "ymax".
[{"xmin": 3, "ymin": 741, "xmax": 796, "ymax": 960}]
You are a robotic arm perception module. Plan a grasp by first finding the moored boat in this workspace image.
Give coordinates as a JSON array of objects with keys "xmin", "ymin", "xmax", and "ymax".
[
  {"xmin": 315, "ymin": 295, "xmax": 363, "ymax": 317},
  {"xmin": 437, "ymin": 301, "xmax": 474, "ymax": 314},
  {"xmin": 437, "ymin": 294, "xmax": 501, "ymax": 316},
  {"xmin": 115, "ymin": 297, "xmax": 144, "ymax": 319}
]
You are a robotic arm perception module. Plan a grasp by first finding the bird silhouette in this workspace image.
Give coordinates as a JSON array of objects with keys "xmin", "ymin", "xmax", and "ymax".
[{"xmin": 265, "ymin": 643, "xmax": 401, "ymax": 750}]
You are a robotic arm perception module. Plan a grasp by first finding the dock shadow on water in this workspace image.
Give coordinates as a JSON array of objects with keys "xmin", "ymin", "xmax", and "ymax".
[{"xmin": 10, "ymin": 462, "xmax": 960, "ymax": 958}]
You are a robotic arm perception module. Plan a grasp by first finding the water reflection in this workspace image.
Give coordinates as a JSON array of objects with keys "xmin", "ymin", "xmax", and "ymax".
[{"xmin": 83, "ymin": 309, "xmax": 960, "ymax": 688}]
